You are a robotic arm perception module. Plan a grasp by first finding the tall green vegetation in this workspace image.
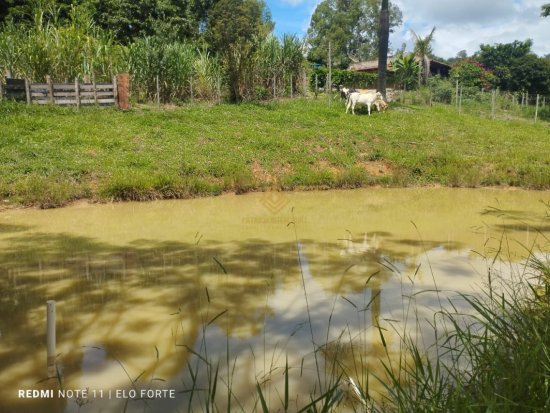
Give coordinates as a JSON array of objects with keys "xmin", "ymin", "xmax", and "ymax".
[
  {"xmin": 375, "ymin": 256, "xmax": 550, "ymax": 413},
  {"xmin": 0, "ymin": 0, "xmax": 215, "ymax": 44},
  {"xmin": 253, "ymin": 34, "xmax": 305, "ymax": 99},
  {"xmin": 205, "ymin": 0, "xmax": 273, "ymax": 102},
  {"xmin": 0, "ymin": 4, "xmax": 124, "ymax": 81},
  {"xmin": 306, "ymin": 0, "xmax": 402, "ymax": 68},
  {"xmin": 449, "ymin": 59, "xmax": 496, "ymax": 89},
  {"xmin": 127, "ymin": 38, "xmax": 223, "ymax": 103},
  {"xmin": 0, "ymin": 0, "xmax": 307, "ymax": 104},
  {"xmin": 392, "ymin": 53, "xmax": 420, "ymax": 91}
]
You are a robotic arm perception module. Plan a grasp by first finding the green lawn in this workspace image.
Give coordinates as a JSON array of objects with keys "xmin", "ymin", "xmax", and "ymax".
[{"xmin": 1, "ymin": 98, "xmax": 549, "ymax": 207}]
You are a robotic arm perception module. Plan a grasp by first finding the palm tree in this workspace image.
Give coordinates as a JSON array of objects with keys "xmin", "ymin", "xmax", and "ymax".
[
  {"xmin": 377, "ymin": 0, "xmax": 389, "ymax": 98},
  {"xmin": 410, "ymin": 26, "xmax": 436, "ymax": 86}
]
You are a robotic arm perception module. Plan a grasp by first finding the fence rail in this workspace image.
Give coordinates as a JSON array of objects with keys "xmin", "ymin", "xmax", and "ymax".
[{"xmin": 1, "ymin": 74, "xmax": 129, "ymax": 109}]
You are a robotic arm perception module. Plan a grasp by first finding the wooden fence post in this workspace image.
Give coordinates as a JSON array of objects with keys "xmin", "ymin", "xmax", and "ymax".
[
  {"xmin": 491, "ymin": 90, "xmax": 496, "ymax": 119},
  {"xmin": 46, "ymin": 300, "xmax": 56, "ymax": 377},
  {"xmin": 46, "ymin": 75, "xmax": 54, "ymax": 104},
  {"xmin": 156, "ymin": 75, "xmax": 160, "ymax": 108},
  {"xmin": 0, "ymin": 81, "xmax": 3, "ymax": 101},
  {"xmin": 92, "ymin": 74, "xmax": 98, "ymax": 106},
  {"xmin": 327, "ymin": 41, "xmax": 332, "ymax": 106},
  {"xmin": 190, "ymin": 74, "xmax": 194, "ymax": 103},
  {"xmin": 302, "ymin": 67, "xmax": 307, "ymax": 97},
  {"xmin": 112, "ymin": 75, "xmax": 118, "ymax": 103},
  {"xmin": 459, "ymin": 86, "xmax": 463, "ymax": 114},
  {"xmin": 25, "ymin": 78, "xmax": 31, "ymax": 105},
  {"xmin": 217, "ymin": 76, "xmax": 221, "ymax": 104},
  {"xmin": 534, "ymin": 94, "xmax": 539, "ymax": 123},
  {"xmin": 75, "ymin": 77, "xmax": 80, "ymax": 108},
  {"xmin": 315, "ymin": 73, "xmax": 318, "ymax": 98},
  {"xmin": 116, "ymin": 73, "xmax": 130, "ymax": 110},
  {"xmin": 455, "ymin": 78, "xmax": 458, "ymax": 109}
]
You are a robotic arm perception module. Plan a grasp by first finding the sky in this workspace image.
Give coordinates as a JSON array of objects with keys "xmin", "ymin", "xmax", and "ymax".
[{"xmin": 266, "ymin": 0, "xmax": 550, "ymax": 59}]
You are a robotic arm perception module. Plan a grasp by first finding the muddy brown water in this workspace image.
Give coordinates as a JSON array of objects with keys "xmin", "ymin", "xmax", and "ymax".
[{"xmin": 0, "ymin": 188, "xmax": 549, "ymax": 412}]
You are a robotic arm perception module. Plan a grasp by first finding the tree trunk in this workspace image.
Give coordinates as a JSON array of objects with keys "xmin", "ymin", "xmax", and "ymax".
[{"xmin": 377, "ymin": 0, "xmax": 390, "ymax": 99}]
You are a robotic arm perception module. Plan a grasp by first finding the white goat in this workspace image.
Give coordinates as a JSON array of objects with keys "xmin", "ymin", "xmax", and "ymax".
[{"xmin": 346, "ymin": 91, "xmax": 384, "ymax": 115}]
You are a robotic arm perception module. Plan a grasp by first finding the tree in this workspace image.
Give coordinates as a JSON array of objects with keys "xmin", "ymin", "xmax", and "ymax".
[
  {"xmin": 410, "ymin": 26, "xmax": 436, "ymax": 86},
  {"xmin": 306, "ymin": 0, "xmax": 402, "ymax": 68},
  {"xmin": 507, "ymin": 54, "xmax": 550, "ymax": 94},
  {"xmin": 86, "ymin": 0, "xmax": 219, "ymax": 43},
  {"xmin": 0, "ymin": 0, "xmax": 216, "ymax": 44},
  {"xmin": 205, "ymin": 0, "xmax": 272, "ymax": 102},
  {"xmin": 392, "ymin": 53, "xmax": 420, "ymax": 91},
  {"xmin": 542, "ymin": 4, "xmax": 550, "ymax": 17},
  {"xmin": 449, "ymin": 59, "xmax": 495, "ymax": 90},
  {"xmin": 377, "ymin": 0, "xmax": 389, "ymax": 97},
  {"xmin": 475, "ymin": 40, "xmax": 550, "ymax": 93}
]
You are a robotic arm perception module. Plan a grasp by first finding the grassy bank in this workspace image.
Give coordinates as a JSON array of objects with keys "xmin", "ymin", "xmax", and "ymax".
[{"xmin": 1, "ymin": 98, "xmax": 549, "ymax": 207}]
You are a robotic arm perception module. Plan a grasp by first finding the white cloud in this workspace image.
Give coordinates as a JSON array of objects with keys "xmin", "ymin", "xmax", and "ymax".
[
  {"xmin": 394, "ymin": 0, "xmax": 518, "ymax": 25},
  {"xmin": 277, "ymin": 0, "xmax": 311, "ymax": 6},
  {"xmin": 391, "ymin": 0, "xmax": 550, "ymax": 58}
]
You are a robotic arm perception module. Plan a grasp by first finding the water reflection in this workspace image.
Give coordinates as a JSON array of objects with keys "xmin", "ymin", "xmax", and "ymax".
[{"xmin": 0, "ymin": 188, "xmax": 549, "ymax": 412}]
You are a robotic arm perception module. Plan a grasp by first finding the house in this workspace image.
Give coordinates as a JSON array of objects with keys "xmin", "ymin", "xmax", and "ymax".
[{"xmin": 349, "ymin": 55, "xmax": 451, "ymax": 77}]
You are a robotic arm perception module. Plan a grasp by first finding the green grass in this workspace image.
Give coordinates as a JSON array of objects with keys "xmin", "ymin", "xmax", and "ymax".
[
  {"xmin": 1, "ymin": 98, "xmax": 549, "ymax": 207},
  {"xmin": 370, "ymin": 254, "xmax": 550, "ymax": 413}
]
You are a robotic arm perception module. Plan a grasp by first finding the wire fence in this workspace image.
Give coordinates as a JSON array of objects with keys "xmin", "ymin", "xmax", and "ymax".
[{"xmin": 395, "ymin": 84, "xmax": 550, "ymax": 123}]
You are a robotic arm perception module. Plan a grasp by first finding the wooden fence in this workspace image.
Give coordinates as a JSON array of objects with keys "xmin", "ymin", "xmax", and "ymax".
[{"xmin": 0, "ymin": 74, "xmax": 129, "ymax": 109}]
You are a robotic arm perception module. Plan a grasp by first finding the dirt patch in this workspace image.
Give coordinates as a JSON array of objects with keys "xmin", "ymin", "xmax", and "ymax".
[
  {"xmin": 251, "ymin": 161, "xmax": 276, "ymax": 183},
  {"xmin": 356, "ymin": 160, "xmax": 394, "ymax": 176},
  {"xmin": 273, "ymin": 163, "xmax": 293, "ymax": 176},
  {"xmin": 313, "ymin": 144, "xmax": 326, "ymax": 153},
  {"xmin": 315, "ymin": 160, "xmax": 342, "ymax": 175}
]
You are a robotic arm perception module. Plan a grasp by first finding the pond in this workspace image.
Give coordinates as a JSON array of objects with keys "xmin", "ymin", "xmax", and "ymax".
[{"xmin": 1, "ymin": 188, "xmax": 549, "ymax": 412}]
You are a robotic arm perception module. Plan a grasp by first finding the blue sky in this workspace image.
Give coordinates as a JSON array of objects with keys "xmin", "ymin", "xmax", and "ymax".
[
  {"xmin": 268, "ymin": 0, "xmax": 318, "ymax": 37},
  {"xmin": 266, "ymin": 0, "xmax": 550, "ymax": 58}
]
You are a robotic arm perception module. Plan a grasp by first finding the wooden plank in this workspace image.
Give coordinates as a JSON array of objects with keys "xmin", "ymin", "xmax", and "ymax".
[
  {"xmin": 52, "ymin": 84, "xmax": 78, "ymax": 91},
  {"xmin": 54, "ymin": 83, "xmax": 112, "ymax": 89},
  {"xmin": 78, "ymin": 84, "xmax": 114, "ymax": 90},
  {"xmin": 78, "ymin": 92, "xmax": 114, "ymax": 98},
  {"xmin": 112, "ymin": 75, "xmax": 118, "ymax": 101},
  {"xmin": 51, "ymin": 91, "xmax": 114, "ymax": 97},
  {"xmin": 52, "ymin": 91, "xmax": 113, "ymax": 98},
  {"xmin": 30, "ymin": 84, "xmax": 49, "ymax": 90},
  {"xmin": 80, "ymin": 98, "xmax": 115, "ymax": 104},
  {"xmin": 53, "ymin": 98, "xmax": 116, "ymax": 105}
]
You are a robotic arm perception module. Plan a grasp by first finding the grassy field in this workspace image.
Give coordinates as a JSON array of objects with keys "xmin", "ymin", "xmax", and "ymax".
[{"xmin": 1, "ymin": 97, "xmax": 549, "ymax": 207}]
